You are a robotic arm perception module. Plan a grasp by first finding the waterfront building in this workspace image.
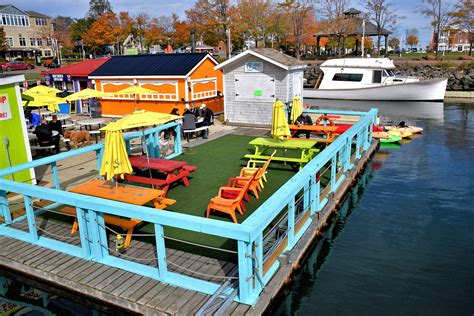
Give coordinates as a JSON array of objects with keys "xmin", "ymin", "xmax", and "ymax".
[
  {"xmin": 430, "ymin": 28, "xmax": 471, "ymax": 52},
  {"xmin": 215, "ymin": 48, "xmax": 306, "ymax": 125},
  {"xmin": 89, "ymin": 53, "xmax": 224, "ymax": 116},
  {"xmin": 0, "ymin": 4, "xmax": 55, "ymax": 61}
]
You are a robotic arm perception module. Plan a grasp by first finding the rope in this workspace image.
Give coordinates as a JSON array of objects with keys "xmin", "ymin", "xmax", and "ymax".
[
  {"xmin": 163, "ymin": 235, "xmax": 238, "ymax": 254},
  {"xmin": 100, "ymin": 244, "xmax": 158, "ymax": 262},
  {"xmin": 36, "ymin": 226, "xmax": 78, "ymax": 242}
]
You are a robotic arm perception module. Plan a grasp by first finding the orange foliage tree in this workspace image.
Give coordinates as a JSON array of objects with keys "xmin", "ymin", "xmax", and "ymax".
[{"xmin": 83, "ymin": 12, "xmax": 119, "ymax": 52}]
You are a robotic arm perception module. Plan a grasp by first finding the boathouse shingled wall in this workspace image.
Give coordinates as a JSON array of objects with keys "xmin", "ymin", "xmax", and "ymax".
[{"xmin": 218, "ymin": 49, "xmax": 306, "ymax": 125}]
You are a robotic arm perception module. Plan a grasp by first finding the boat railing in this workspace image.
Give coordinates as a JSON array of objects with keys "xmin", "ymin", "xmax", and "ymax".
[{"xmin": 0, "ymin": 109, "xmax": 378, "ymax": 306}]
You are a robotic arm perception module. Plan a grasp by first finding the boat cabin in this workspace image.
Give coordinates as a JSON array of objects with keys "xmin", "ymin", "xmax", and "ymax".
[{"xmin": 316, "ymin": 58, "xmax": 418, "ymax": 90}]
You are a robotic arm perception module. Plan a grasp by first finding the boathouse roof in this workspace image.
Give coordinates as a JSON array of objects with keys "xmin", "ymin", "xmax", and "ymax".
[
  {"xmin": 215, "ymin": 48, "xmax": 307, "ymax": 71},
  {"xmin": 90, "ymin": 53, "xmax": 218, "ymax": 77}
]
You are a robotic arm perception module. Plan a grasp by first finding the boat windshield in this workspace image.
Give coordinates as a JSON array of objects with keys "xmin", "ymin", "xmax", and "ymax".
[{"xmin": 384, "ymin": 69, "xmax": 395, "ymax": 77}]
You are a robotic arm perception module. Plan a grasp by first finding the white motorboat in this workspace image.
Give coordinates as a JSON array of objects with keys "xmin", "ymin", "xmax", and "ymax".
[{"xmin": 303, "ymin": 58, "xmax": 447, "ymax": 101}]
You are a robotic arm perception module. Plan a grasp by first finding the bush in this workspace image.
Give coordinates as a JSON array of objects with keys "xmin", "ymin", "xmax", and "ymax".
[{"xmin": 435, "ymin": 61, "xmax": 453, "ymax": 68}]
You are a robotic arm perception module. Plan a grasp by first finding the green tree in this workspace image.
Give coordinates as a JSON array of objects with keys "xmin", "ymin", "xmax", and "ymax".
[
  {"xmin": 365, "ymin": 0, "xmax": 400, "ymax": 56},
  {"xmin": 449, "ymin": 0, "xmax": 473, "ymax": 56},
  {"xmin": 87, "ymin": 0, "xmax": 113, "ymax": 20},
  {"xmin": 70, "ymin": 18, "xmax": 93, "ymax": 42},
  {"xmin": 420, "ymin": 0, "xmax": 452, "ymax": 58},
  {"xmin": 388, "ymin": 37, "xmax": 400, "ymax": 49},
  {"xmin": 0, "ymin": 27, "xmax": 8, "ymax": 53}
]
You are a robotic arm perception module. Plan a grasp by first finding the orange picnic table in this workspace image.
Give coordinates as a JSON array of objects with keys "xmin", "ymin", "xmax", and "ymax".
[
  {"xmin": 288, "ymin": 124, "xmax": 339, "ymax": 143},
  {"xmin": 68, "ymin": 179, "xmax": 175, "ymax": 246}
]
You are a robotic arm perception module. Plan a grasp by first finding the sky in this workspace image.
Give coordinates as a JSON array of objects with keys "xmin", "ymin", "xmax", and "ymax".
[{"xmin": 11, "ymin": 0, "xmax": 438, "ymax": 48}]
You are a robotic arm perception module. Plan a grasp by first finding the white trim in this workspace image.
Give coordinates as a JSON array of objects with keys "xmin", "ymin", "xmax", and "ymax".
[
  {"xmin": 184, "ymin": 54, "xmax": 217, "ymax": 78},
  {"xmin": 0, "ymin": 75, "xmax": 25, "ymax": 86},
  {"xmin": 190, "ymin": 77, "xmax": 217, "ymax": 101},
  {"xmin": 184, "ymin": 77, "xmax": 189, "ymax": 101},
  {"xmin": 14, "ymin": 82, "xmax": 36, "ymax": 184},
  {"xmin": 90, "ymin": 75, "xmax": 186, "ymax": 79},
  {"xmin": 100, "ymin": 80, "xmax": 134, "ymax": 100},
  {"xmin": 222, "ymin": 70, "xmax": 227, "ymax": 122},
  {"xmin": 215, "ymin": 50, "xmax": 306, "ymax": 71},
  {"xmin": 138, "ymin": 80, "xmax": 179, "ymax": 101}
]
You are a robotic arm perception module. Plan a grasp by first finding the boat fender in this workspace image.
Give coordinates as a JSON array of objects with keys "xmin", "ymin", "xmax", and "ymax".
[
  {"xmin": 115, "ymin": 234, "xmax": 125, "ymax": 253},
  {"xmin": 315, "ymin": 114, "xmax": 335, "ymax": 126}
]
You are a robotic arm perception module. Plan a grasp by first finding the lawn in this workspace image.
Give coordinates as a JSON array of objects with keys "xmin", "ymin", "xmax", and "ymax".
[{"xmin": 389, "ymin": 52, "xmax": 472, "ymax": 60}]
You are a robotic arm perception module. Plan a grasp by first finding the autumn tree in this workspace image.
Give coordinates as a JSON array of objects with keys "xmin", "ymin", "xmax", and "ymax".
[
  {"xmin": 420, "ymin": 0, "xmax": 452, "ymax": 57},
  {"xmin": 449, "ymin": 0, "xmax": 473, "ymax": 55},
  {"xmin": 0, "ymin": 27, "xmax": 9, "ymax": 53},
  {"xmin": 70, "ymin": 18, "xmax": 93, "ymax": 43},
  {"xmin": 236, "ymin": 0, "xmax": 276, "ymax": 48},
  {"xmin": 52, "ymin": 16, "xmax": 74, "ymax": 53},
  {"xmin": 365, "ymin": 0, "xmax": 399, "ymax": 56},
  {"xmin": 279, "ymin": 0, "xmax": 314, "ymax": 59},
  {"xmin": 83, "ymin": 12, "xmax": 119, "ymax": 53},
  {"xmin": 406, "ymin": 28, "xmax": 419, "ymax": 48},
  {"xmin": 144, "ymin": 17, "xmax": 167, "ymax": 47},
  {"xmin": 388, "ymin": 37, "xmax": 400, "ymax": 49},
  {"xmin": 172, "ymin": 14, "xmax": 192, "ymax": 47},
  {"xmin": 88, "ymin": 0, "xmax": 113, "ymax": 20}
]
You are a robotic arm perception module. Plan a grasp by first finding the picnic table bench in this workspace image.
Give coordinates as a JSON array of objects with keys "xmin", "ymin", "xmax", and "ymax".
[
  {"xmin": 288, "ymin": 124, "xmax": 338, "ymax": 143},
  {"xmin": 245, "ymin": 137, "xmax": 319, "ymax": 170}
]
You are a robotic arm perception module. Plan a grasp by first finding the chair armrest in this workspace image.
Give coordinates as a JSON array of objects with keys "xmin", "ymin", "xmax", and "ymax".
[{"xmin": 218, "ymin": 186, "xmax": 241, "ymax": 197}]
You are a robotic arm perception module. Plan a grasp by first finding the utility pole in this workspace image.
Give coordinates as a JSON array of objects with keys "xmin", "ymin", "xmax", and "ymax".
[
  {"xmin": 227, "ymin": 28, "xmax": 231, "ymax": 59},
  {"xmin": 435, "ymin": 0, "xmax": 441, "ymax": 59}
]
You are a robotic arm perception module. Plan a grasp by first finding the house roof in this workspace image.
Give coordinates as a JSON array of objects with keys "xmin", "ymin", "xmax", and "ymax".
[
  {"xmin": 90, "ymin": 53, "xmax": 216, "ymax": 77},
  {"xmin": 25, "ymin": 10, "xmax": 50, "ymax": 18},
  {"xmin": 43, "ymin": 57, "xmax": 110, "ymax": 77},
  {"xmin": 215, "ymin": 48, "xmax": 307, "ymax": 71},
  {"xmin": 317, "ymin": 17, "xmax": 391, "ymax": 37}
]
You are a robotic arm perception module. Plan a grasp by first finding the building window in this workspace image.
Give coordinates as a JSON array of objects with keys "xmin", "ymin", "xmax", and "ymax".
[
  {"xmin": 46, "ymin": 38, "xmax": 52, "ymax": 46},
  {"xmin": 5, "ymin": 37, "xmax": 13, "ymax": 46},
  {"xmin": 35, "ymin": 17, "xmax": 47, "ymax": 26},
  {"xmin": 19, "ymin": 36, "xmax": 26, "ymax": 47},
  {"xmin": 36, "ymin": 38, "xmax": 43, "ymax": 46},
  {"xmin": 333, "ymin": 73, "xmax": 363, "ymax": 82},
  {"xmin": 0, "ymin": 14, "xmax": 29, "ymax": 27},
  {"xmin": 30, "ymin": 38, "xmax": 36, "ymax": 46},
  {"xmin": 43, "ymin": 50, "xmax": 52, "ymax": 57}
]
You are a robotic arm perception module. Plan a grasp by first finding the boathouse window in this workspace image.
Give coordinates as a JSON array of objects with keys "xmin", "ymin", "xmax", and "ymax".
[
  {"xmin": 332, "ymin": 73, "xmax": 363, "ymax": 82},
  {"xmin": 372, "ymin": 70, "xmax": 382, "ymax": 83}
]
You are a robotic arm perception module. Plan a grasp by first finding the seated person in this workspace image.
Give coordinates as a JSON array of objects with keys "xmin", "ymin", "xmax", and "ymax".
[
  {"xmin": 294, "ymin": 113, "xmax": 313, "ymax": 139},
  {"xmin": 34, "ymin": 119, "xmax": 60, "ymax": 153},
  {"xmin": 196, "ymin": 104, "xmax": 213, "ymax": 139},
  {"xmin": 164, "ymin": 108, "xmax": 180, "ymax": 140},
  {"xmin": 48, "ymin": 115, "xmax": 63, "ymax": 136}
]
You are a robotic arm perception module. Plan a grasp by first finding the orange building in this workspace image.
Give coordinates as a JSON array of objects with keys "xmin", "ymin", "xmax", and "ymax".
[{"xmin": 89, "ymin": 53, "xmax": 223, "ymax": 116}]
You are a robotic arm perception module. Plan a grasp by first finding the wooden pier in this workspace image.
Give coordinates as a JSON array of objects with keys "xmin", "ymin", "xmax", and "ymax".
[{"xmin": 0, "ymin": 139, "xmax": 378, "ymax": 315}]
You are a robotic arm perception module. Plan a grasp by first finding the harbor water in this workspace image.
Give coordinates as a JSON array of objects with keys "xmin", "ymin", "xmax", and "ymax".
[{"xmin": 275, "ymin": 100, "xmax": 474, "ymax": 315}]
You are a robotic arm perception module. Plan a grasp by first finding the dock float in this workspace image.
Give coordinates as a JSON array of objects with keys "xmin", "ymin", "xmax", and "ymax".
[{"xmin": 0, "ymin": 109, "xmax": 378, "ymax": 314}]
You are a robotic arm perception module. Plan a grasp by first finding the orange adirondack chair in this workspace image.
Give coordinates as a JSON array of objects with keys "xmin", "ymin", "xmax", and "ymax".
[
  {"xmin": 206, "ymin": 171, "xmax": 258, "ymax": 223},
  {"xmin": 240, "ymin": 150, "xmax": 275, "ymax": 188}
]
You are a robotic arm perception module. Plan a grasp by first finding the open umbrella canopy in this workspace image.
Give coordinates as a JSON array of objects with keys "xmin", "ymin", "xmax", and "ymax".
[
  {"xmin": 101, "ymin": 110, "xmax": 181, "ymax": 131},
  {"xmin": 99, "ymin": 121, "xmax": 133, "ymax": 180},
  {"xmin": 113, "ymin": 85, "xmax": 157, "ymax": 96},
  {"xmin": 271, "ymin": 100, "xmax": 291, "ymax": 140},
  {"xmin": 23, "ymin": 85, "xmax": 61, "ymax": 97},
  {"xmin": 290, "ymin": 95, "xmax": 303, "ymax": 123},
  {"xmin": 23, "ymin": 94, "xmax": 65, "ymax": 112},
  {"xmin": 65, "ymin": 88, "xmax": 111, "ymax": 101}
]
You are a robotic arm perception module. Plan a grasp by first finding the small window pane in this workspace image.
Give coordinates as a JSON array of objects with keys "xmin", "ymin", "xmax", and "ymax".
[
  {"xmin": 373, "ymin": 70, "xmax": 382, "ymax": 83},
  {"xmin": 332, "ymin": 73, "xmax": 363, "ymax": 82}
]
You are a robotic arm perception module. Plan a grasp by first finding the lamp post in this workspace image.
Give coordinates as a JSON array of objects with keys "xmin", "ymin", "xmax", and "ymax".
[
  {"xmin": 361, "ymin": 19, "xmax": 366, "ymax": 57},
  {"xmin": 435, "ymin": 0, "xmax": 441, "ymax": 59}
]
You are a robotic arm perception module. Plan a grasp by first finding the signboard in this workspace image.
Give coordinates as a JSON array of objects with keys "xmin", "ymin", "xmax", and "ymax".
[
  {"xmin": 0, "ymin": 94, "xmax": 12, "ymax": 121},
  {"xmin": 49, "ymin": 74, "xmax": 71, "ymax": 82},
  {"xmin": 244, "ymin": 62, "xmax": 263, "ymax": 73}
]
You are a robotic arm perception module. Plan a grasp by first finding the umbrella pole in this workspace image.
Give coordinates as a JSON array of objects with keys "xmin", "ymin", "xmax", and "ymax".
[{"xmin": 142, "ymin": 130, "xmax": 154, "ymax": 189}]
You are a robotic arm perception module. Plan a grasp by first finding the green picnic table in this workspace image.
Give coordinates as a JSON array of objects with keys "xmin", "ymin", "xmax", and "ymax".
[{"xmin": 245, "ymin": 137, "xmax": 319, "ymax": 170}]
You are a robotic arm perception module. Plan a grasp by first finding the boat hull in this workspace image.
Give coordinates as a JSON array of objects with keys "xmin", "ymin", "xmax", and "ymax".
[{"xmin": 303, "ymin": 78, "xmax": 447, "ymax": 101}]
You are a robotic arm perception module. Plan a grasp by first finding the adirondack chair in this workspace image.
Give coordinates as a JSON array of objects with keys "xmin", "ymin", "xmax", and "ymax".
[
  {"xmin": 228, "ymin": 164, "xmax": 267, "ymax": 200},
  {"xmin": 240, "ymin": 150, "xmax": 275, "ymax": 189},
  {"xmin": 206, "ymin": 171, "xmax": 258, "ymax": 223}
]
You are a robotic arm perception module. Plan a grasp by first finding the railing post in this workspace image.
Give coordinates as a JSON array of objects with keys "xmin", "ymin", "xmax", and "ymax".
[
  {"xmin": 51, "ymin": 162, "xmax": 60, "ymax": 190},
  {"xmin": 23, "ymin": 195, "xmax": 38, "ymax": 242},
  {"xmin": 288, "ymin": 196, "xmax": 295, "ymax": 247},
  {"xmin": 237, "ymin": 240, "xmax": 255, "ymax": 305},
  {"xmin": 76, "ymin": 207, "xmax": 92, "ymax": 259},
  {"xmin": 330, "ymin": 155, "xmax": 336, "ymax": 191},
  {"xmin": 174, "ymin": 124, "xmax": 182, "ymax": 155},
  {"xmin": 254, "ymin": 233, "xmax": 264, "ymax": 293},
  {"xmin": 0, "ymin": 190, "xmax": 11, "ymax": 224},
  {"xmin": 154, "ymin": 223, "xmax": 168, "ymax": 280},
  {"xmin": 310, "ymin": 173, "xmax": 320, "ymax": 215},
  {"xmin": 95, "ymin": 148, "xmax": 104, "ymax": 179},
  {"xmin": 87, "ymin": 210, "xmax": 107, "ymax": 261},
  {"xmin": 345, "ymin": 140, "xmax": 352, "ymax": 171},
  {"xmin": 355, "ymin": 132, "xmax": 362, "ymax": 159}
]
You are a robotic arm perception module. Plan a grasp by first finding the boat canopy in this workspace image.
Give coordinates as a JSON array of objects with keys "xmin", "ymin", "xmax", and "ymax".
[{"xmin": 320, "ymin": 58, "xmax": 395, "ymax": 69}]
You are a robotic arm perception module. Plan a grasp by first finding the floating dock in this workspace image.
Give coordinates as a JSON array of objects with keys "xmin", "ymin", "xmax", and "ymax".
[{"xmin": 0, "ymin": 109, "xmax": 378, "ymax": 314}]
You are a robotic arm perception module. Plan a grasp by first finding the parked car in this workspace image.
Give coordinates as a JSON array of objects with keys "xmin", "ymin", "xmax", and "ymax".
[{"xmin": 1, "ymin": 60, "xmax": 35, "ymax": 71}]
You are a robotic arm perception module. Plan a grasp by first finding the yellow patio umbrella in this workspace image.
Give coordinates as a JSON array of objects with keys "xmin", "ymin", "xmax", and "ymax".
[
  {"xmin": 23, "ymin": 85, "xmax": 61, "ymax": 97},
  {"xmin": 23, "ymin": 94, "xmax": 65, "ymax": 112},
  {"xmin": 113, "ymin": 109, "xmax": 181, "ymax": 130},
  {"xmin": 271, "ymin": 99, "xmax": 291, "ymax": 140},
  {"xmin": 290, "ymin": 95, "xmax": 303, "ymax": 123},
  {"xmin": 114, "ymin": 85, "xmax": 157, "ymax": 111},
  {"xmin": 64, "ymin": 88, "xmax": 112, "ymax": 101},
  {"xmin": 99, "ymin": 122, "xmax": 133, "ymax": 181}
]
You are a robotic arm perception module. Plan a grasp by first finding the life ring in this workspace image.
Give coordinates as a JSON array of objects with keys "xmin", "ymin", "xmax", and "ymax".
[{"xmin": 315, "ymin": 114, "xmax": 335, "ymax": 126}]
